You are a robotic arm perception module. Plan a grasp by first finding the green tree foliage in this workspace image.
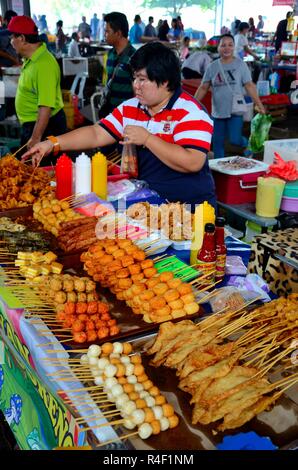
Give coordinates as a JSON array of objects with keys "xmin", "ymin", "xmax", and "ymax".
[{"xmin": 141, "ymin": 0, "xmax": 216, "ymax": 15}]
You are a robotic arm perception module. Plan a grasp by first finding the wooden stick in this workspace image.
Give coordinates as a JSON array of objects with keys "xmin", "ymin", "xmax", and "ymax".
[
  {"xmin": 95, "ymin": 430, "xmax": 138, "ymax": 447},
  {"xmin": 78, "ymin": 418, "xmax": 125, "ymax": 433},
  {"xmin": 269, "ymin": 372, "xmax": 298, "ymax": 389},
  {"xmin": 193, "ymin": 280, "xmax": 222, "ymax": 295},
  {"xmin": 10, "ymin": 142, "xmax": 30, "ymax": 158},
  {"xmin": 76, "ymin": 410, "xmax": 120, "ymax": 424},
  {"xmin": 58, "ymin": 385, "xmax": 101, "ymax": 394},
  {"xmin": 70, "ymin": 402, "xmax": 114, "ymax": 411}
]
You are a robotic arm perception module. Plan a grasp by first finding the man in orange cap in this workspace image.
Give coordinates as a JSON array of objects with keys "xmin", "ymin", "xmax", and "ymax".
[{"xmin": 8, "ymin": 15, "xmax": 67, "ymax": 157}]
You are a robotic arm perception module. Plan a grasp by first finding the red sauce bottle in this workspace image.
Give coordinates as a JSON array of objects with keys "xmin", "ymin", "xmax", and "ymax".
[
  {"xmin": 196, "ymin": 223, "xmax": 216, "ymax": 285},
  {"xmin": 55, "ymin": 154, "xmax": 73, "ymax": 200},
  {"xmin": 215, "ymin": 217, "xmax": 227, "ymax": 281}
]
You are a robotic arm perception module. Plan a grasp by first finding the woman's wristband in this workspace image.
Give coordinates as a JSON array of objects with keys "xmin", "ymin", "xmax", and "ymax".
[{"xmin": 46, "ymin": 135, "xmax": 60, "ymax": 156}]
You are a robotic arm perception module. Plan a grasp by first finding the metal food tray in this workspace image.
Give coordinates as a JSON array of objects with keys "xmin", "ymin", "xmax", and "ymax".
[
  {"xmin": 92, "ymin": 332, "xmax": 298, "ymax": 450},
  {"xmin": 56, "ymin": 288, "xmax": 204, "ymax": 350}
]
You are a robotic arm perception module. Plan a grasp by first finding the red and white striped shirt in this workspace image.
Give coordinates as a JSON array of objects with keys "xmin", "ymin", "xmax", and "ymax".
[
  {"xmin": 100, "ymin": 90, "xmax": 213, "ymax": 154},
  {"xmin": 99, "ymin": 88, "xmax": 215, "ymax": 208}
]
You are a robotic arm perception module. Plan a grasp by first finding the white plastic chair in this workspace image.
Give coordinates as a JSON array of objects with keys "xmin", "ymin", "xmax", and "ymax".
[{"xmin": 70, "ymin": 72, "xmax": 88, "ymax": 108}]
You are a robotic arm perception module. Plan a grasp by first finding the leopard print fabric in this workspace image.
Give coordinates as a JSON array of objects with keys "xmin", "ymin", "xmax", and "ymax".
[{"xmin": 248, "ymin": 228, "xmax": 298, "ymax": 296}]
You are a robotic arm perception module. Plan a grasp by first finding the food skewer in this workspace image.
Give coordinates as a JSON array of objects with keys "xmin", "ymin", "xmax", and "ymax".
[{"xmin": 94, "ymin": 431, "xmax": 139, "ymax": 447}]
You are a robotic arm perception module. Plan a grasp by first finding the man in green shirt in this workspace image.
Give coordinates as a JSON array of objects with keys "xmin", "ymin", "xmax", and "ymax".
[{"xmin": 8, "ymin": 15, "xmax": 67, "ymax": 156}]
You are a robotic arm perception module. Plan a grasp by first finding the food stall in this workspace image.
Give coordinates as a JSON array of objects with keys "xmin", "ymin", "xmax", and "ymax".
[{"xmin": 0, "ymin": 153, "xmax": 298, "ymax": 451}]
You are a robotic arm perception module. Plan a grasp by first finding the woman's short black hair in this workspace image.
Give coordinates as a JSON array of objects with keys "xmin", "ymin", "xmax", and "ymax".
[
  {"xmin": 219, "ymin": 33, "xmax": 235, "ymax": 43},
  {"xmin": 104, "ymin": 12, "xmax": 129, "ymax": 38},
  {"xmin": 130, "ymin": 42, "xmax": 181, "ymax": 91}
]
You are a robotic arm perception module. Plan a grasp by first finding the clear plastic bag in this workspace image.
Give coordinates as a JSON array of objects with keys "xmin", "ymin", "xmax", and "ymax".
[
  {"xmin": 120, "ymin": 142, "xmax": 138, "ymax": 178},
  {"xmin": 225, "ymin": 256, "xmax": 247, "ymax": 275},
  {"xmin": 207, "ymin": 286, "xmax": 260, "ymax": 313}
]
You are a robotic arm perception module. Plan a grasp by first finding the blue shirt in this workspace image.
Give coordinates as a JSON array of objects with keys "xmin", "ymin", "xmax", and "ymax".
[{"xmin": 129, "ymin": 24, "xmax": 143, "ymax": 44}]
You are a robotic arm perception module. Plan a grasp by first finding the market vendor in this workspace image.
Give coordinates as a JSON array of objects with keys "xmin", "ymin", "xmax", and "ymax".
[
  {"xmin": 7, "ymin": 15, "xmax": 67, "ymax": 152},
  {"xmin": 23, "ymin": 42, "xmax": 216, "ymax": 209}
]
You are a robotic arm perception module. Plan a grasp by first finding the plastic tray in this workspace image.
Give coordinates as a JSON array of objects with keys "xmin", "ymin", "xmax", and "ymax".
[{"xmin": 209, "ymin": 157, "xmax": 268, "ymax": 175}]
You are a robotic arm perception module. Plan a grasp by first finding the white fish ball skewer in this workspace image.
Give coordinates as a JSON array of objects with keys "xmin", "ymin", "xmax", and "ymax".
[
  {"xmin": 87, "ymin": 345, "xmax": 101, "ymax": 357},
  {"xmin": 138, "ymin": 423, "xmax": 153, "ymax": 439},
  {"xmin": 112, "ymin": 342, "xmax": 123, "ymax": 354}
]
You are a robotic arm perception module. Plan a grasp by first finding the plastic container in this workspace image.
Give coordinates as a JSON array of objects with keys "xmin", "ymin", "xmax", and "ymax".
[
  {"xmin": 263, "ymin": 139, "xmax": 298, "ymax": 165},
  {"xmin": 283, "ymin": 181, "xmax": 298, "ymax": 198},
  {"xmin": 209, "ymin": 157, "xmax": 269, "ymax": 204},
  {"xmin": 75, "ymin": 152, "xmax": 91, "ymax": 195},
  {"xmin": 280, "ymin": 196, "xmax": 298, "ymax": 212},
  {"xmin": 255, "ymin": 176, "xmax": 285, "ymax": 217}
]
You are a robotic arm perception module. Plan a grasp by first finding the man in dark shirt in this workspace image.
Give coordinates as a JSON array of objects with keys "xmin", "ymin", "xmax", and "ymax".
[
  {"xmin": 0, "ymin": 10, "xmax": 20, "ymax": 66},
  {"xmin": 144, "ymin": 17, "xmax": 156, "ymax": 37},
  {"xmin": 274, "ymin": 11, "xmax": 292, "ymax": 52},
  {"xmin": 104, "ymin": 12, "xmax": 135, "ymax": 114}
]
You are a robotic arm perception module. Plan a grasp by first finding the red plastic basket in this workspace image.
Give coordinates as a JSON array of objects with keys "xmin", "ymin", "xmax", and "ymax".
[{"xmin": 260, "ymin": 94, "xmax": 290, "ymax": 105}]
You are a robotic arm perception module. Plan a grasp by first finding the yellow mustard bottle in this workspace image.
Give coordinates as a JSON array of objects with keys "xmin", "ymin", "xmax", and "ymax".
[
  {"xmin": 190, "ymin": 201, "xmax": 215, "ymax": 266},
  {"xmin": 92, "ymin": 151, "xmax": 107, "ymax": 199}
]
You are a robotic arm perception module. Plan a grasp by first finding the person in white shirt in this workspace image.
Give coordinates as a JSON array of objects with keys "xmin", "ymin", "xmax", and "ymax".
[
  {"xmin": 182, "ymin": 50, "xmax": 211, "ymax": 78},
  {"xmin": 68, "ymin": 32, "xmax": 81, "ymax": 57},
  {"xmin": 234, "ymin": 22, "xmax": 259, "ymax": 60}
]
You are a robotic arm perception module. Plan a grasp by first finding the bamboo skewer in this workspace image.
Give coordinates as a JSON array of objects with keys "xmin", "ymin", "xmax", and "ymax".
[
  {"xmin": 10, "ymin": 142, "xmax": 30, "ymax": 159},
  {"xmin": 95, "ymin": 431, "xmax": 139, "ymax": 447},
  {"xmin": 78, "ymin": 418, "xmax": 125, "ymax": 433},
  {"xmin": 58, "ymin": 385, "xmax": 100, "ymax": 394},
  {"xmin": 75, "ymin": 410, "xmax": 121, "ymax": 424}
]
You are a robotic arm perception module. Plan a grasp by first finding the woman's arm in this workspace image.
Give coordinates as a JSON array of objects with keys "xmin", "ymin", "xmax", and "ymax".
[
  {"xmin": 194, "ymin": 81, "xmax": 211, "ymax": 102},
  {"xmin": 22, "ymin": 124, "xmax": 117, "ymax": 165}
]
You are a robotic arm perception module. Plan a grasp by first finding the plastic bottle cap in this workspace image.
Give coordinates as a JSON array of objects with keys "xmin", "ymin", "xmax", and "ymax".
[
  {"xmin": 205, "ymin": 223, "xmax": 215, "ymax": 232},
  {"xmin": 215, "ymin": 217, "xmax": 225, "ymax": 227},
  {"xmin": 76, "ymin": 152, "xmax": 90, "ymax": 163},
  {"xmin": 57, "ymin": 154, "xmax": 72, "ymax": 166}
]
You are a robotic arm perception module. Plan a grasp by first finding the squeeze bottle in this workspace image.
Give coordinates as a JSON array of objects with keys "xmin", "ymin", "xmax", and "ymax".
[
  {"xmin": 92, "ymin": 151, "xmax": 107, "ymax": 199},
  {"xmin": 75, "ymin": 152, "xmax": 91, "ymax": 195},
  {"xmin": 55, "ymin": 154, "xmax": 73, "ymax": 200}
]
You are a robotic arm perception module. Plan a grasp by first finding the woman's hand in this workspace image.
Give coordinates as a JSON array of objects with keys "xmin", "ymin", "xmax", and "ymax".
[
  {"xmin": 21, "ymin": 140, "xmax": 53, "ymax": 167},
  {"xmin": 255, "ymin": 103, "xmax": 266, "ymax": 114},
  {"xmin": 120, "ymin": 125, "xmax": 151, "ymax": 146}
]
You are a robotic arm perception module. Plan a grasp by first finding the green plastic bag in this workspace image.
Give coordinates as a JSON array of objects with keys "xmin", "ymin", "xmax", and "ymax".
[{"xmin": 248, "ymin": 113, "xmax": 272, "ymax": 153}]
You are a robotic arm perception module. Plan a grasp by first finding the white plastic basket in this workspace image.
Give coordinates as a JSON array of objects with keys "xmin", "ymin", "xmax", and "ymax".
[
  {"xmin": 263, "ymin": 139, "xmax": 298, "ymax": 164},
  {"xmin": 62, "ymin": 58, "xmax": 88, "ymax": 76}
]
